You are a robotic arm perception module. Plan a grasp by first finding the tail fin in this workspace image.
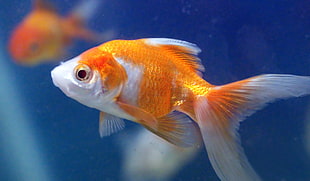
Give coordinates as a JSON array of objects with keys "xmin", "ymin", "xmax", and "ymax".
[
  {"xmin": 64, "ymin": 0, "xmax": 114, "ymax": 42},
  {"xmin": 194, "ymin": 74, "xmax": 310, "ymax": 181},
  {"xmin": 70, "ymin": 0, "xmax": 102, "ymax": 23}
]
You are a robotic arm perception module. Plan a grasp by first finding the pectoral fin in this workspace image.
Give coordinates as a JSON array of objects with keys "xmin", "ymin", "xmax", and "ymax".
[{"xmin": 99, "ymin": 112, "xmax": 125, "ymax": 137}]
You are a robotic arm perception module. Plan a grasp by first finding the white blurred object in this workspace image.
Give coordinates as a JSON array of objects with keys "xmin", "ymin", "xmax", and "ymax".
[
  {"xmin": 72, "ymin": 0, "xmax": 102, "ymax": 22},
  {"xmin": 0, "ymin": 42, "xmax": 53, "ymax": 180},
  {"xmin": 120, "ymin": 128, "xmax": 200, "ymax": 181},
  {"xmin": 73, "ymin": 0, "xmax": 118, "ymax": 42},
  {"xmin": 305, "ymin": 103, "xmax": 310, "ymax": 157}
]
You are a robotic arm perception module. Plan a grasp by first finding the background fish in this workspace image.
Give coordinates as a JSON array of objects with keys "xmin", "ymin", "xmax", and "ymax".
[
  {"xmin": 51, "ymin": 38, "xmax": 310, "ymax": 181},
  {"xmin": 8, "ymin": 0, "xmax": 105, "ymax": 66}
]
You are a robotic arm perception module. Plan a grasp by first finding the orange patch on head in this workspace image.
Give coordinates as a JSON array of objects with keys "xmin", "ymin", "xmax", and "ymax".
[
  {"xmin": 78, "ymin": 46, "xmax": 127, "ymax": 90},
  {"xmin": 79, "ymin": 47, "xmax": 110, "ymax": 70}
]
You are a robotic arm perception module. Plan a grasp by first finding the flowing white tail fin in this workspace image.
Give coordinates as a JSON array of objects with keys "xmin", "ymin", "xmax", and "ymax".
[
  {"xmin": 71, "ymin": 0, "xmax": 102, "ymax": 22},
  {"xmin": 66, "ymin": 0, "xmax": 116, "ymax": 42},
  {"xmin": 194, "ymin": 74, "xmax": 310, "ymax": 181}
]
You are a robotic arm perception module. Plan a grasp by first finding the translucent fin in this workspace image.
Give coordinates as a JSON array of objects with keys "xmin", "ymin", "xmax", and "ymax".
[
  {"xmin": 64, "ymin": 0, "xmax": 103, "ymax": 42},
  {"xmin": 144, "ymin": 38, "xmax": 201, "ymax": 54},
  {"xmin": 196, "ymin": 96, "xmax": 261, "ymax": 181},
  {"xmin": 145, "ymin": 111, "xmax": 202, "ymax": 147},
  {"xmin": 195, "ymin": 74, "xmax": 310, "ymax": 181},
  {"xmin": 143, "ymin": 38, "xmax": 205, "ymax": 76},
  {"xmin": 117, "ymin": 101, "xmax": 201, "ymax": 147},
  {"xmin": 71, "ymin": 0, "xmax": 102, "ymax": 22},
  {"xmin": 99, "ymin": 112, "xmax": 125, "ymax": 137}
]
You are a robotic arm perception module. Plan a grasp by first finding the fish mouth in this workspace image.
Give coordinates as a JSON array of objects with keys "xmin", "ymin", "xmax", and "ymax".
[
  {"xmin": 51, "ymin": 66, "xmax": 62, "ymax": 88},
  {"xmin": 51, "ymin": 57, "xmax": 80, "ymax": 90},
  {"xmin": 51, "ymin": 66, "xmax": 73, "ymax": 96},
  {"xmin": 51, "ymin": 68, "xmax": 76, "ymax": 99}
]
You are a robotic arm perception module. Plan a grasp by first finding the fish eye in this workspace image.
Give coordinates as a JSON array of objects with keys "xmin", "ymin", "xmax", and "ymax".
[
  {"xmin": 74, "ymin": 64, "xmax": 93, "ymax": 82},
  {"xmin": 29, "ymin": 42, "xmax": 40, "ymax": 53}
]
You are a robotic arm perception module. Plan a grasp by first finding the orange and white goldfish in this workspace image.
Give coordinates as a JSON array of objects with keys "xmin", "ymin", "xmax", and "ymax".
[
  {"xmin": 8, "ymin": 0, "xmax": 101, "ymax": 66},
  {"xmin": 51, "ymin": 38, "xmax": 310, "ymax": 181}
]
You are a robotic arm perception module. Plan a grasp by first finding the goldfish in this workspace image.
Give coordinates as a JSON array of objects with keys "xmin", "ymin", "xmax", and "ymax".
[
  {"xmin": 8, "ymin": 0, "xmax": 101, "ymax": 66},
  {"xmin": 51, "ymin": 38, "xmax": 310, "ymax": 181}
]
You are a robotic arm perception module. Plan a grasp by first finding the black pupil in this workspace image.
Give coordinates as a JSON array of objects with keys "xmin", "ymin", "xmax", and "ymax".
[
  {"xmin": 78, "ymin": 69, "xmax": 87, "ymax": 79},
  {"xmin": 30, "ymin": 42, "xmax": 39, "ymax": 52}
]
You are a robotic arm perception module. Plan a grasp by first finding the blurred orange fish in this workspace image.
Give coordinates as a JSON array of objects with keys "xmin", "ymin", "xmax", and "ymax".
[
  {"xmin": 8, "ymin": 0, "xmax": 101, "ymax": 66},
  {"xmin": 51, "ymin": 38, "xmax": 310, "ymax": 181}
]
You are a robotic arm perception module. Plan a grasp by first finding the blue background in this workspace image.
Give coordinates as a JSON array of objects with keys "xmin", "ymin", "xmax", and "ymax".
[{"xmin": 0, "ymin": 0, "xmax": 309, "ymax": 180}]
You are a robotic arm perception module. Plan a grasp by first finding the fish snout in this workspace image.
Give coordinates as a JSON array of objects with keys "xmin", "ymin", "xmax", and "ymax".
[
  {"xmin": 51, "ymin": 65, "xmax": 76, "ymax": 98},
  {"xmin": 51, "ymin": 66, "xmax": 62, "ymax": 88}
]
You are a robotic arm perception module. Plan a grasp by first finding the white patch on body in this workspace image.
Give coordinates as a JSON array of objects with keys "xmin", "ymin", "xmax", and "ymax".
[{"xmin": 114, "ymin": 56, "xmax": 144, "ymax": 105}]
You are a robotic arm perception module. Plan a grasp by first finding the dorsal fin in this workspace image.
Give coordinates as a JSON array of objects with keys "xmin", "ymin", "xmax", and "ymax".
[
  {"xmin": 33, "ymin": 0, "xmax": 55, "ymax": 11},
  {"xmin": 143, "ymin": 38, "xmax": 205, "ymax": 76}
]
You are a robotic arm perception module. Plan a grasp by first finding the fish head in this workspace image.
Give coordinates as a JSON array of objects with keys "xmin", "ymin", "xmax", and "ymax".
[
  {"xmin": 9, "ymin": 24, "xmax": 45, "ymax": 64},
  {"xmin": 51, "ymin": 47, "xmax": 127, "ymax": 110},
  {"xmin": 8, "ymin": 12, "xmax": 61, "ymax": 66}
]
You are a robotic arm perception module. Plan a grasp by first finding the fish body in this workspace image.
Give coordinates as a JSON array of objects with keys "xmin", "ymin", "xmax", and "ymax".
[
  {"xmin": 8, "ymin": 0, "xmax": 100, "ymax": 65},
  {"xmin": 51, "ymin": 38, "xmax": 310, "ymax": 181},
  {"xmin": 86, "ymin": 39, "xmax": 208, "ymax": 117}
]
